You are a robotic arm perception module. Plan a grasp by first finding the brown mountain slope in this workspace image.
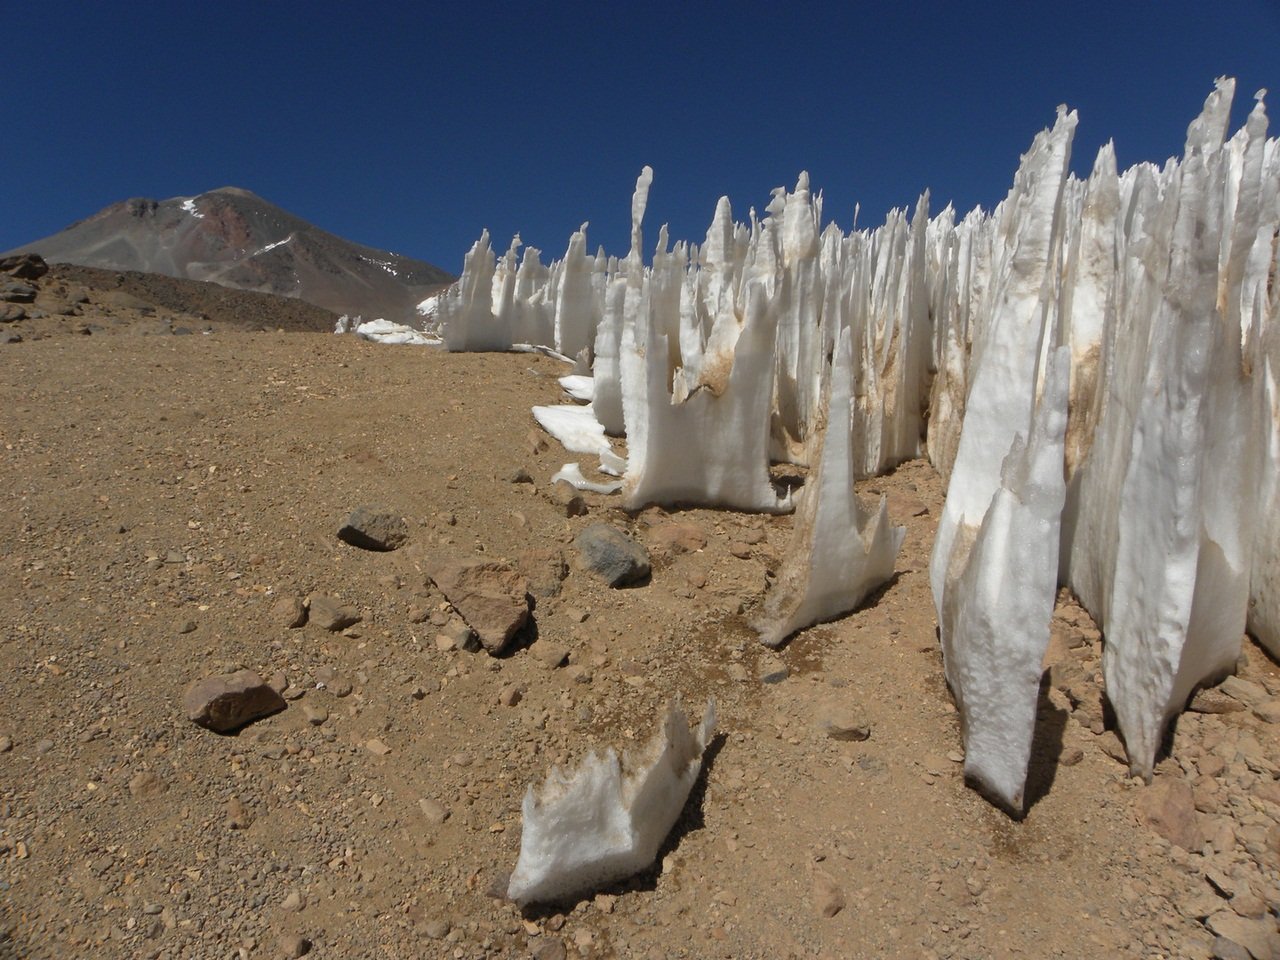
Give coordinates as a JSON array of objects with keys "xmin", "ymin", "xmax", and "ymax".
[{"xmin": 3, "ymin": 187, "xmax": 454, "ymax": 323}]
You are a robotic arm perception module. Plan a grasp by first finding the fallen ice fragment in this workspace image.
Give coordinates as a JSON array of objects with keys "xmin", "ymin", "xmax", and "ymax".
[
  {"xmin": 507, "ymin": 699, "xmax": 716, "ymax": 906},
  {"xmin": 559, "ymin": 375, "xmax": 595, "ymax": 402},
  {"xmin": 551, "ymin": 463, "xmax": 622, "ymax": 495},
  {"xmin": 531, "ymin": 404, "xmax": 615, "ymax": 458}
]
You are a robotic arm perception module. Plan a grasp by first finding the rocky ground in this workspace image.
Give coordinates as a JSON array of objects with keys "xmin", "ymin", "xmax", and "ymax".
[{"xmin": 1, "ymin": 263, "xmax": 1278, "ymax": 959}]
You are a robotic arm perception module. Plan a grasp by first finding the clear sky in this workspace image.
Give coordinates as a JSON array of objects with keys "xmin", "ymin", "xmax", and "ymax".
[{"xmin": 4, "ymin": 2, "xmax": 1278, "ymax": 273}]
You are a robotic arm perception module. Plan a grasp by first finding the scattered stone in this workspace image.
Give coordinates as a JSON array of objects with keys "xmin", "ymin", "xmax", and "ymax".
[
  {"xmin": 549, "ymin": 481, "xmax": 588, "ymax": 517},
  {"xmin": 0, "ymin": 326, "xmax": 23, "ymax": 341},
  {"xmin": 0, "ymin": 304, "xmax": 26, "ymax": 324},
  {"xmin": 1206, "ymin": 912, "xmax": 1280, "ymax": 960},
  {"xmin": 533, "ymin": 643, "xmax": 570, "ymax": 669},
  {"xmin": 435, "ymin": 618, "xmax": 479, "ymax": 652},
  {"xmin": 0, "ymin": 253, "xmax": 48, "ymax": 280},
  {"xmin": 1210, "ymin": 936, "xmax": 1253, "ymax": 960},
  {"xmin": 0, "ymin": 280, "xmax": 37, "ymax": 303},
  {"xmin": 1252, "ymin": 700, "xmax": 1280, "ymax": 724},
  {"xmin": 278, "ymin": 933, "xmax": 312, "ymax": 958},
  {"xmin": 183, "ymin": 670, "xmax": 286, "ymax": 732},
  {"xmin": 267, "ymin": 671, "xmax": 289, "ymax": 695},
  {"xmin": 574, "ymin": 524, "xmax": 650, "ymax": 587},
  {"xmin": 648, "ymin": 522, "xmax": 707, "ymax": 557},
  {"xmin": 1230, "ymin": 890, "xmax": 1267, "ymax": 920},
  {"xmin": 337, "ymin": 505, "xmax": 409, "ymax": 551},
  {"xmin": 1220, "ymin": 676, "xmax": 1267, "ymax": 708},
  {"xmin": 531, "ymin": 939, "xmax": 567, "ymax": 960},
  {"xmin": 307, "ymin": 595, "xmax": 361, "ymax": 632},
  {"xmin": 519, "ymin": 547, "xmax": 568, "ymax": 599},
  {"xmin": 273, "ymin": 596, "xmax": 308, "ymax": 628},
  {"xmin": 227, "ymin": 797, "xmax": 252, "ymax": 829},
  {"xmin": 1094, "ymin": 730, "xmax": 1129, "ymax": 764},
  {"xmin": 281, "ymin": 890, "xmax": 305, "ymax": 913},
  {"xmin": 728, "ymin": 541, "xmax": 753, "ymax": 559},
  {"xmin": 34, "ymin": 738, "xmax": 54, "ymax": 755},
  {"xmin": 1138, "ymin": 778, "xmax": 1205, "ymax": 852},
  {"xmin": 0, "ymin": 736, "xmax": 11, "ymax": 753},
  {"xmin": 427, "ymin": 559, "xmax": 530, "ymax": 654},
  {"xmin": 419, "ymin": 798, "xmax": 449, "ymax": 825},
  {"xmin": 128, "ymin": 771, "xmax": 168, "ymax": 800},
  {"xmin": 176, "ymin": 619, "xmax": 196, "ymax": 635},
  {"xmin": 1190, "ymin": 688, "xmax": 1247, "ymax": 714},
  {"xmin": 498, "ymin": 684, "xmax": 524, "ymax": 707},
  {"xmin": 812, "ymin": 871, "xmax": 846, "ymax": 918},
  {"xmin": 507, "ymin": 466, "xmax": 533, "ymax": 483},
  {"xmin": 1059, "ymin": 744, "xmax": 1085, "ymax": 766},
  {"xmin": 816, "ymin": 705, "xmax": 871, "ymax": 742},
  {"xmin": 366, "ymin": 738, "xmax": 391, "ymax": 756},
  {"xmin": 422, "ymin": 918, "xmax": 451, "ymax": 939},
  {"xmin": 302, "ymin": 704, "xmax": 328, "ymax": 726},
  {"xmin": 887, "ymin": 493, "xmax": 930, "ymax": 518}
]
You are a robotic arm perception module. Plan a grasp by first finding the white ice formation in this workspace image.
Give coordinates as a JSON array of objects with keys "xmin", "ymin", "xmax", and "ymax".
[
  {"xmin": 434, "ymin": 78, "xmax": 1280, "ymax": 806},
  {"xmin": 507, "ymin": 699, "xmax": 716, "ymax": 906},
  {"xmin": 754, "ymin": 327, "xmax": 905, "ymax": 647}
]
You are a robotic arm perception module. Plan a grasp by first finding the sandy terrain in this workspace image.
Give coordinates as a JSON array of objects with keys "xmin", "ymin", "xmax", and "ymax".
[{"xmin": 1, "ymin": 316, "xmax": 1278, "ymax": 959}]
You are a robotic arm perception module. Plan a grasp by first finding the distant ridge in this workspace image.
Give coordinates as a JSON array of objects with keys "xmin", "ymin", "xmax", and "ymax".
[{"xmin": 3, "ymin": 187, "xmax": 454, "ymax": 323}]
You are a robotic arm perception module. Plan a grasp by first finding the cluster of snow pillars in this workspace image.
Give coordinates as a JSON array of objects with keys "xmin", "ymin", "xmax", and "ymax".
[{"xmin": 436, "ymin": 78, "xmax": 1280, "ymax": 807}]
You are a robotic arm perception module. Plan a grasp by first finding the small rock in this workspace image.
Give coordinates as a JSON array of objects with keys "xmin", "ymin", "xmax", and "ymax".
[
  {"xmin": 1210, "ymin": 936, "xmax": 1253, "ymax": 960},
  {"xmin": 1138, "ymin": 778, "xmax": 1204, "ymax": 852},
  {"xmin": 507, "ymin": 466, "xmax": 533, "ymax": 484},
  {"xmin": 812, "ymin": 871, "xmax": 846, "ymax": 918},
  {"xmin": 1220, "ymin": 676, "xmax": 1267, "ymax": 708},
  {"xmin": 648, "ymin": 522, "xmax": 708, "ymax": 557},
  {"xmin": 549, "ymin": 481, "xmax": 588, "ymax": 517},
  {"xmin": 1190, "ymin": 688, "xmax": 1247, "ymax": 714},
  {"xmin": 0, "ymin": 736, "xmax": 11, "ymax": 753},
  {"xmin": 337, "ymin": 505, "xmax": 409, "ymax": 551},
  {"xmin": 531, "ymin": 939, "xmax": 567, "ymax": 960},
  {"xmin": 427, "ymin": 559, "xmax": 530, "ymax": 655},
  {"xmin": 128, "ymin": 771, "xmax": 168, "ymax": 800},
  {"xmin": 267, "ymin": 672, "xmax": 289, "ymax": 695},
  {"xmin": 1230, "ymin": 890, "xmax": 1267, "ymax": 920},
  {"xmin": 227, "ymin": 797, "xmax": 252, "ymax": 829},
  {"xmin": 574, "ymin": 524, "xmax": 650, "ymax": 587},
  {"xmin": 366, "ymin": 738, "xmax": 391, "ymax": 756},
  {"xmin": 1094, "ymin": 730, "xmax": 1129, "ymax": 764},
  {"xmin": 728, "ymin": 541, "xmax": 752, "ymax": 559},
  {"xmin": 498, "ymin": 684, "xmax": 524, "ymax": 707},
  {"xmin": 281, "ymin": 890, "xmax": 305, "ymax": 913},
  {"xmin": 278, "ymin": 933, "xmax": 311, "ymax": 958},
  {"xmin": 273, "ymin": 596, "xmax": 308, "ymax": 629},
  {"xmin": 183, "ymin": 670, "xmax": 286, "ymax": 733},
  {"xmin": 422, "ymin": 918, "xmax": 451, "ymax": 939},
  {"xmin": 419, "ymin": 798, "xmax": 449, "ymax": 824},
  {"xmin": 533, "ymin": 643, "xmax": 569, "ymax": 669},
  {"xmin": 1252, "ymin": 699, "xmax": 1280, "ymax": 724},
  {"xmin": 302, "ymin": 704, "xmax": 328, "ymax": 726},
  {"xmin": 177, "ymin": 620, "xmax": 197, "ymax": 635},
  {"xmin": 1059, "ymin": 744, "xmax": 1085, "ymax": 766},
  {"xmin": 519, "ymin": 547, "xmax": 569, "ymax": 599},
  {"xmin": 1206, "ymin": 911, "xmax": 1280, "ymax": 960},
  {"xmin": 307, "ymin": 595, "xmax": 361, "ymax": 632},
  {"xmin": 0, "ymin": 253, "xmax": 48, "ymax": 280},
  {"xmin": 816, "ymin": 705, "xmax": 871, "ymax": 742}
]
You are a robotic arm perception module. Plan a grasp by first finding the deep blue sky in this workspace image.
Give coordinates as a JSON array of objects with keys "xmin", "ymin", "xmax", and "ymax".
[{"xmin": 4, "ymin": 2, "xmax": 1278, "ymax": 273}]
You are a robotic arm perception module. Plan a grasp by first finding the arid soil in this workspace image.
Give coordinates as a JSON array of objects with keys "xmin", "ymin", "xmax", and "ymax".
[{"xmin": 1, "ymin": 298, "xmax": 1278, "ymax": 958}]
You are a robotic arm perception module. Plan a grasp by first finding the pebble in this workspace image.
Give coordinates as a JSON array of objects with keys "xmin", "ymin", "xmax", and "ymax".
[
  {"xmin": 337, "ymin": 504, "xmax": 409, "ymax": 551},
  {"xmin": 533, "ymin": 642, "xmax": 570, "ymax": 669},
  {"xmin": 728, "ymin": 541, "xmax": 752, "ymax": 559},
  {"xmin": 307, "ymin": 595, "xmax": 361, "ymax": 632},
  {"xmin": 34, "ymin": 739, "xmax": 54, "ymax": 755},
  {"xmin": 278, "ymin": 933, "xmax": 311, "ymax": 958},
  {"xmin": 1252, "ymin": 700, "xmax": 1280, "ymax": 724},
  {"xmin": 227, "ymin": 797, "xmax": 252, "ymax": 830},
  {"xmin": 183, "ymin": 670, "xmax": 287, "ymax": 732},
  {"xmin": 418, "ymin": 798, "xmax": 450, "ymax": 824},
  {"xmin": 812, "ymin": 871, "xmax": 846, "ymax": 918},
  {"xmin": 273, "ymin": 596, "xmax": 308, "ymax": 629},
  {"xmin": 365, "ymin": 738, "xmax": 391, "ymax": 756},
  {"xmin": 303, "ymin": 704, "xmax": 328, "ymax": 726},
  {"xmin": 531, "ymin": 938, "xmax": 567, "ymax": 960},
  {"xmin": 498, "ymin": 684, "xmax": 523, "ymax": 707},
  {"xmin": 281, "ymin": 890, "xmax": 304, "ymax": 913},
  {"xmin": 128, "ymin": 771, "xmax": 169, "ymax": 800},
  {"xmin": 574, "ymin": 523, "xmax": 651, "ymax": 587},
  {"xmin": 0, "ymin": 736, "xmax": 11, "ymax": 753},
  {"xmin": 422, "ymin": 918, "xmax": 450, "ymax": 939},
  {"xmin": 177, "ymin": 620, "xmax": 197, "ymax": 634},
  {"xmin": 816, "ymin": 706, "xmax": 871, "ymax": 742}
]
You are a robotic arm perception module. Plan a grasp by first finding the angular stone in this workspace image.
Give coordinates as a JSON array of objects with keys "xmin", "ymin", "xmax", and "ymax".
[
  {"xmin": 427, "ymin": 559, "xmax": 530, "ymax": 654},
  {"xmin": 273, "ymin": 596, "xmax": 307, "ymax": 628},
  {"xmin": 574, "ymin": 524, "xmax": 650, "ymax": 587},
  {"xmin": 812, "ymin": 871, "xmax": 846, "ymax": 918},
  {"xmin": 337, "ymin": 505, "xmax": 409, "ymax": 551},
  {"xmin": 1190, "ymin": 688, "xmax": 1247, "ymax": 714},
  {"xmin": 0, "ymin": 253, "xmax": 48, "ymax": 280},
  {"xmin": 1251, "ymin": 699, "xmax": 1280, "ymax": 724},
  {"xmin": 532, "ymin": 643, "xmax": 569, "ymax": 669},
  {"xmin": 183, "ymin": 670, "xmax": 286, "ymax": 732},
  {"xmin": 0, "ymin": 304, "xmax": 25, "ymax": 323},
  {"xmin": 647, "ymin": 522, "xmax": 708, "ymax": 557},
  {"xmin": 519, "ymin": 547, "xmax": 568, "ymax": 599},
  {"xmin": 549, "ymin": 481, "xmax": 587, "ymax": 517},
  {"xmin": 1220, "ymin": 676, "xmax": 1267, "ymax": 708},
  {"xmin": 308, "ymin": 595, "xmax": 361, "ymax": 632},
  {"xmin": 815, "ymin": 704, "xmax": 871, "ymax": 742},
  {"xmin": 1138, "ymin": 778, "xmax": 1205, "ymax": 851},
  {"xmin": 1206, "ymin": 911, "xmax": 1280, "ymax": 960},
  {"xmin": 128, "ymin": 771, "xmax": 168, "ymax": 800},
  {"xmin": 0, "ymin": 280, "xmax": 37, "ymax": 303}
]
